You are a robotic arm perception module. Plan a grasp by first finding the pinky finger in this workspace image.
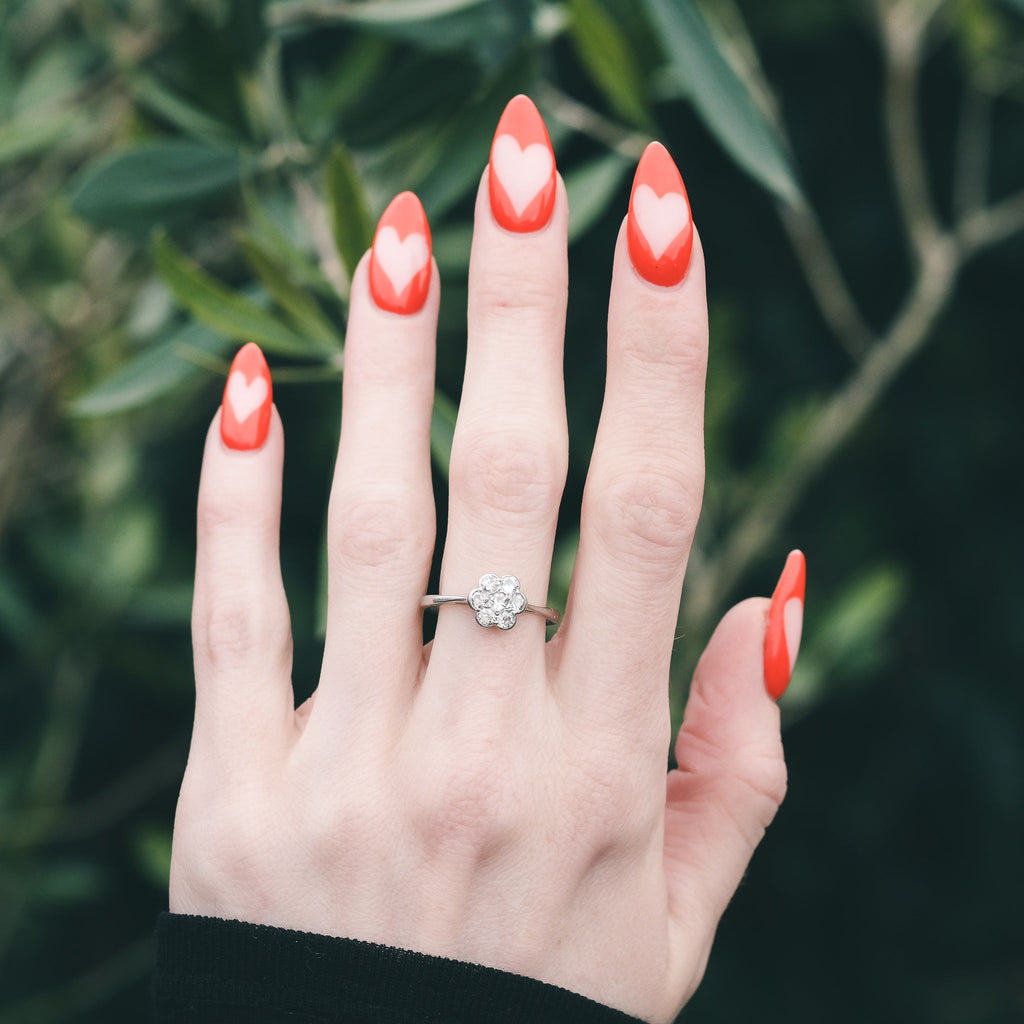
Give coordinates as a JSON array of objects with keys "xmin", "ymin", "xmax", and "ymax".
[{"xmin": 191, "ymin": 344, "xmax": 294, "ymax": 760}]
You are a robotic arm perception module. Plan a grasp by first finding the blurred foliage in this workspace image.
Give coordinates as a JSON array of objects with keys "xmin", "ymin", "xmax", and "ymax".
[{"xmin": 1, "ymin": 0, "xmax": 1023, "ymax": 1020}]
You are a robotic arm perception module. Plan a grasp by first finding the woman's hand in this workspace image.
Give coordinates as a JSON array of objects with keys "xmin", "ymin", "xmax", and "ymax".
[{"xmin": 169, "ymin": 96, "xmax": 804, "ymax": 1024}]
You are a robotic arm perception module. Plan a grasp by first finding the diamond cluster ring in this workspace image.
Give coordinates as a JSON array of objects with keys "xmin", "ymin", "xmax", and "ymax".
[{"xmin": 421, "ymin": 574, "xmax": 560, "ymax": 630}]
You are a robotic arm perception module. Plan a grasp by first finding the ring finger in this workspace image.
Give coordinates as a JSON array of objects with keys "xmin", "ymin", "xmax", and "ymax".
[{"xmin": 430, "ymin": 96, "xmax": 568, "ymax": 685}]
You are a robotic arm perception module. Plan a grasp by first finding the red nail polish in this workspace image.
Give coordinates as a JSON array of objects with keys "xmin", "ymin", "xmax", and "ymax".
[
  {"xmin": 627, "ymin": 141, "xmax": 693, "ymax": 287},
  {"xmin": 488, "ymin": 94, "xmax": 556, "ymax": 233},
  {"xmin": 764, "ymin": 550, "xmax": 806, "ymax": 700},
  {"xmin": 220, "ymin": 343, "xmax": 273, "ymax": 451},
  {"xmin": 368, "ymin": 191, "xmax": 432, "ymax": 315}
]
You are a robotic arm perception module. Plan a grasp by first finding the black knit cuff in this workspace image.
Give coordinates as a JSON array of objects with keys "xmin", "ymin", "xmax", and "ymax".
[{"xmin": 153, "ymin": 913, "xmax": 648, "ymax": 1024}]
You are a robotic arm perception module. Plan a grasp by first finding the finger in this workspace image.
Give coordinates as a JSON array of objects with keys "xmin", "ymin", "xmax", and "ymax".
[
  {"xmin": 310, "ymin": 192, "xmax": 438, "ymax": 742},
  {"xmin": 431, "ymin": 96, "xmax": 568, "ymax": 678},
  {"xmin": 662, "ymin": 569, "xmax": 803, "ymax": 973},
  {"xmin": 559, "ymin": 142, "xmax": 707, "ymax": 724},
  {"xmin": 192, "ymin": 343, "xmax": 293, "ymax": 761}
]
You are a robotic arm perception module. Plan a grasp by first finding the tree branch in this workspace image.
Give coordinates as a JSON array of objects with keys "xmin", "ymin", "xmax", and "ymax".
[
  {"xmin": 877, "ymin": 0, "xmax": 947, "ymax": 261},
  {"xmin": 680, "ymin": 0, "xmax": 960, "ymax": 637},
  {"xmin": 681, "ymin": 233, "xmax": 958, "ymax": 633}
]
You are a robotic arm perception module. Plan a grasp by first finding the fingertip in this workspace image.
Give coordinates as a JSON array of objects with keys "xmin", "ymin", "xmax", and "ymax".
[
  {"xmin": 488, "ymin": 94, "xmax": 558, "ymax": 234},
  {"xmin": 350, "ymin": 244, "xmax": 441, "ymax": 333},
  {"xmin": 220, "ymin": 342, "xmax": 273, "ymax": 451},
  {"xmin": 764, "ymin": 549, "xmax": 807, "ymax": 701},
  {"xmin": 368, "ymin": 191, "xmax": 433, "ymax": 316},
  {"xmin": 626, "ymin": 141, "xmax": 694, "ymax": 288}
]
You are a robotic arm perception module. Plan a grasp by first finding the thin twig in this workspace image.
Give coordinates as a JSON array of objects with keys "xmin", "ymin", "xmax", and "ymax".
[
  {"xmin": 291, "ymin": 174, "xmax": 351, "ymax": 301},
  {"xmin": 957, "ymin": 188, "xmax": 1024, "ymax": 255},
  {"xmin": 777, "ymin": 199, "xmax": 877, "ymax": 360},
  {"xmin": 877, "ymin": 0, "xmax": 946, "ymax": 260},
  {"xmin": 535, "ymin": 83, "xmax": 649, "ymax": 162}
]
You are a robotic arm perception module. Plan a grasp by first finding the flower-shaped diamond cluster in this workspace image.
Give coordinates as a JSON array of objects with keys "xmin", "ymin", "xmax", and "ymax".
[{"xmin": 468, "ymin": 574, "xmax": 528, "ymax": 630}]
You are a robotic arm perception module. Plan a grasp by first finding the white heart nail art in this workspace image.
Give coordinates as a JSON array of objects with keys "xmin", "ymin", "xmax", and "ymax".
[
  {"xmin": 632, "ymin": 184, "xmax": 689, "ymax": 260},
  {"xmin": 783, "ymin": 596, "xmax": 803, "ymax": 675},
  {"xmin": 492, "ymin": 134, "xmax": 553, "ymax": 218},
  {"xmin": 374, "ymin": 226, "xmax": 430, "ymax": 296},
  {"xmin": 226, "ymin": 371, "xmax": 268, "ymax": 424}
]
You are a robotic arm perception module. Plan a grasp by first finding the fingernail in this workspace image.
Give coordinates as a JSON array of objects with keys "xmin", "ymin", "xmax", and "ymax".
[
  {"xmin": 764, "ymin": 550, "xmax": 806, "ymax": 700},
  {"xmin": 368, "ymin": 191, "xmax": 432, "ymax": 315},
  {"xmin": 220, "ymin": 342, "xmax": 272, "ymax": 451},
  {"xmin": 627, "ymin": 141, "xmax": 694, "ymax": 287},
  {"xmin": 488, "ymin": 94, "xmax": 556, "ymax": 233}
]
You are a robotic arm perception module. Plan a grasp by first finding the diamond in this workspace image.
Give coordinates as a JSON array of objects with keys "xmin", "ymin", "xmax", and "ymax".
[{"xmin": 467, "ymin": 573, "xmax": 528, "ymax": 629}]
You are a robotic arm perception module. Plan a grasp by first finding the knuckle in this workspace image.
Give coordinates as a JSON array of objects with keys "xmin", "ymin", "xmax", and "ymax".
[
  {"xmin": 451, "ymin": 430, "xmax": 566, "ymax": 521},
  {"xmin": 563, "ymin": 748, "xmax": 662, "ymax": 852},
  {"xmin": 591, "ymin": 465, "xmax": 703, "ymax": 568},
  {"xmin": 474, "ymin": 271, "xmax": 565, "ymax": 329},
  {"xmin": 193, "ymin": 599, "xmax": 290, "ymax": 677},
  {"xmin": 619, "ymin": 312, "xmax": 708, "ymax": 380},
  {"xmin": 740, "ymin": 754, "xmax": 789, "ymax": 815},
  {"xmin": 173, "ymin": 786, "xmax": 274, "ymax": 904},
  {"xmin": 679, "ymin": 727, "xmax": 788, "ymax": 827},
  {"xmin": 331, "ymin": 493, "xmax": 433, "ymax": 574},
  {"xmin": 296, "ymin": 784, "xmax": 383, "ymax": 861},
  {"xmin": 406, "ymin": 748, "xmax": 515, "ymax": 857},
  {"xmin": 196, "ymin": 495, "xmax": 235, "ymax": 536}
]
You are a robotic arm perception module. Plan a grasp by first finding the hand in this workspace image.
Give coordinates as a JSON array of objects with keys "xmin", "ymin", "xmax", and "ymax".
[{"xmin": 169, "ymin": 96, "xmax": 803, "ymax": 1024}]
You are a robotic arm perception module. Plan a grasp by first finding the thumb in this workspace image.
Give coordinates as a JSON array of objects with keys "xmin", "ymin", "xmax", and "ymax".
[{"xmin": 664, "ymin": 552, "xmax": 805, "ymax": 956}]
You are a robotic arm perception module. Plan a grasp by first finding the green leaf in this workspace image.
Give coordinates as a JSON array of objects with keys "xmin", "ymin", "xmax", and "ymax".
[
  {"xmin": 565, "ymin": 152, "xmax": 631, "ymax": 243},
  {"xmin": 0, "ymin": 109, "xmax": 78, "ymax": 167},
  {"xmin": 238, "ymin": 234, "xmax": 343, "ymax": 351},
  {"xmin": 153, "ymin": 233, "xmax": 327, "ymax": 357},
  {"xmin": 130, "ymin": 72, "xmax": 240, "ymax": 146},
  {"xmin": 430, "ymin": 390, "xmax": 458, "ymax": 478},
  {"xmin": 69, "ymin": 141, "xmax": 242, "ymax": 231},
  {"xmin": 642, "ymin": 0, "xmax": 802, "ymax": 205},
  {"xmin": 70, "ymin": 322, "xmax": 229, "ymax": 417},
  {"xmin": 330, "ymin": 0, "xmax": 489, "ymax": 22},
  {"xmin": 325, "ymin": 143, "xmax": 375, "ymax": 280},
  {"xmin": 568, "ymin": 0, "xmax": 650, "ymax": 127},
  {"xmin": 271, "ymin": 0, "xmax": 518, "ymax": 51},
  {"xmin": 242, "ymin": 183, "xmax": 338, "ymax": 298}
]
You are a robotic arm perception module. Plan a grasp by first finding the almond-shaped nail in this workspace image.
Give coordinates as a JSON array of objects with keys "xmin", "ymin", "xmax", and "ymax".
[
  {"xmin": 764, "ymin": 550, "xmax": 806, "ymax": 700},
  {"xmin": 627, "ymin": 141, "xmax": 694, "ymax": 287},
  {"xmin": 488, "ymin": 94, "xmax": 556, "ymax": 233},
  {"xmin": 220, "ymin": 342, "xmax": 272, "ymax": 451},
  {"xmin": 368, "ymin": 191, "xmax": 432, "ymax": 315}
]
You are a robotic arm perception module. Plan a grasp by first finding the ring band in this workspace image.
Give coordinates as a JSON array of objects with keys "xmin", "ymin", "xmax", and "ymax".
[{"xmin": 421, "ymin": 574, "xmax": 560, "ymax": 630}]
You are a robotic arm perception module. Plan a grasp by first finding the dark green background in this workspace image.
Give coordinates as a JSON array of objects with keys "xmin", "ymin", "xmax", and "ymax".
[{"xmin": 1, "ymin": 0, "xmax": 1022, "ymax": 1020}]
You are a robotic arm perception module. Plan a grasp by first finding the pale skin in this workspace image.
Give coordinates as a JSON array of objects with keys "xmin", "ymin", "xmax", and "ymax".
[{"xmin": 170, "ymin": 169, "xmax": 787, "ymax": 1023}]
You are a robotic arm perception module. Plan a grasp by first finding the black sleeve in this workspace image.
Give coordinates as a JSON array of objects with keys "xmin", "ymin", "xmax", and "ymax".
[{"xmin": 153, "ymin": 913, "xmax": 649, "ymax": 1024}]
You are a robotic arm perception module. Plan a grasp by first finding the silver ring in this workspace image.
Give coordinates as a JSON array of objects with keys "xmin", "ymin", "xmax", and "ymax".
[{"xmin": 421, "ymin": 574, "xmax": 560, "ymax": 630}]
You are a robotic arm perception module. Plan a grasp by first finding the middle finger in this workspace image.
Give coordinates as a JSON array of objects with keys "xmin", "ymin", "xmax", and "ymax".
[{"xmin": 431, "ymin": 96, "xmax": 568, "ymax": 680}]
